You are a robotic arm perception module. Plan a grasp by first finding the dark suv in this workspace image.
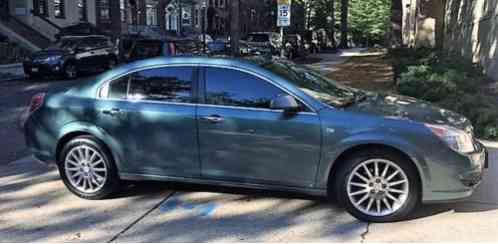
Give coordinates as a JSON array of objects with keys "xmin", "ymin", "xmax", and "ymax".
[{"xmin": 23, "ymin": 35, "xmax": 117, "ymax": 79}]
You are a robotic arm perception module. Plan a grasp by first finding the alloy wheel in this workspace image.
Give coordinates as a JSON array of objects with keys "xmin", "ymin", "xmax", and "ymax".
[
  {"xmin": 64, "ymin": 145, "xmax": 108, "ymax": 194},
  {"xmin": 346, "ymin": 159, "xmax": 410, "ymax": 217}
]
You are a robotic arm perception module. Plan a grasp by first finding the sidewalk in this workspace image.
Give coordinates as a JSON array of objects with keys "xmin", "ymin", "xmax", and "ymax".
[{"xmin": 0, "ymin": 63, "xmax": 25, "ymax": 82}]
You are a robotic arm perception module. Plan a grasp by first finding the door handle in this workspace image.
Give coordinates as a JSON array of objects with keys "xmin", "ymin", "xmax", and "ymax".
[
  {"xmin": 102, "ymin": 108, "xmax": 123, "ymax": 116},
  {"xmin": 201, "ymin": 115, "xmax": 224, "ymax": 123}
]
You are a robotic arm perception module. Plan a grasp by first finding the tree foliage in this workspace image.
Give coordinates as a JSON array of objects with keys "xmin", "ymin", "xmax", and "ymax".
[
  {"xmin": 349, "ymin": 0, "xmax": 391, "ymax": 45},
  {"xmin": 305, "ymin": 0, "xmax": 391, "ymax": 46}
]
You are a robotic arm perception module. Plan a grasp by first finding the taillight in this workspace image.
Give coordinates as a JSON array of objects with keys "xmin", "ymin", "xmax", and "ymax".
[{"xmin": 29, "ymin": 93, "xmax": 46, "ymax": 113}]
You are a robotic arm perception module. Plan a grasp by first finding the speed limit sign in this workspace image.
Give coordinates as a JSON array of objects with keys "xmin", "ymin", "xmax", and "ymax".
[{"xmin": 277, "ymin": 0, "xmax": 291, "ymax": 27}]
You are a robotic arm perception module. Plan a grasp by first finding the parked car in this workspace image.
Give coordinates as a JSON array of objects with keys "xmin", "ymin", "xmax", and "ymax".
[
  {"xmin": 240, "ymin": 32, "xmax": 281, "ymax": 56},
  {"xmin": 122, "ymin": 39, "xmax": 177, "ymax": 63},
  {"xmin": 55, "ymin": 22, "xmax": 104, "ymax": 40},
  {"xmin": 23, "ymin": 35, "xmax": 118, "ymax": 79},
  {"xmin": 22, "ymin": 57, "xmax": 487, "ymax": 222},
  {"xmin": 207, "ymin": 38, "xmax": 229, "ymax": 55}
]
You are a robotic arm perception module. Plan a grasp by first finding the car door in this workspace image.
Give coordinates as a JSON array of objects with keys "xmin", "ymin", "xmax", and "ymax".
[
  {"xmin": 123, "ymin": 66, "xmax": 200, "ymax": 177},
  {"xmin": 75, "ymin": 37, "xmax": 101, "ymax": 69},
  {"xmin": 197, "ymin": 67, "xmax": 322, "ymax": 188}
]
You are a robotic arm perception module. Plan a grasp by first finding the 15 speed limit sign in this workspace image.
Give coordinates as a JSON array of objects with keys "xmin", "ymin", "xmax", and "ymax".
[{"xmin": 277, "ymin": 0, "xmax": 291, "ymax": 27}]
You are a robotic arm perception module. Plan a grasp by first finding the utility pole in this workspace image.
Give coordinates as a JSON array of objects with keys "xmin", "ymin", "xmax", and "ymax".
[{"xmin": 230, "ymin": 0, "xmax": 240, "ymax": 57}]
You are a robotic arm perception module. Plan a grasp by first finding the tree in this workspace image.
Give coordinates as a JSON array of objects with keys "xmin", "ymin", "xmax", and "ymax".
[
  {"xmin": 388, "ymin": 0, "xmax": 402, "ymax": 47},
  {"xmin": 230, "ymin": 0, "xmax": 240, "ymax": 56},
  {"xmin": 329, "ymin": 0, "xmax": 336, "ymax": 48},
  {"xmin": 349, "ymin": 0, "xmax": 391, "ymax": 46},
  {"xmin": 339, "ymin": 0, "xmax": 349, "ymax": 48}
]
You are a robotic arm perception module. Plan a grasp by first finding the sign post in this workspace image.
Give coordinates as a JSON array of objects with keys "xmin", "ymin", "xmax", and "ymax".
[{"xmin": 277, "ymin": 0, "xmax": 291, "ymax": 58}]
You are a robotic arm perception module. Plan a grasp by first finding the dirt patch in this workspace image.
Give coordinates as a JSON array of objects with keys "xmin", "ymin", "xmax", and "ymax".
[{"xmin": 327, "ymin": 54, "xmax": 395, "ymax": 92}]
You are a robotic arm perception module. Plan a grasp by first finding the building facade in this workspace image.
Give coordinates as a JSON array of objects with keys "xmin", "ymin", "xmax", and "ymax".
[
  {"xmin": 1, "ymin": 0, "xmax": 282, "ymax": 51},
  {"xmin": 401, "ymin": 0, "xmax": 498, "ymax": 80}
]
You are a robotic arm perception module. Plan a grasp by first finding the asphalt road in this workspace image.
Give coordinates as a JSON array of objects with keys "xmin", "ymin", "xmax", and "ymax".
[{"xmin": 0, "ymin": 77, "xmax": 82, "ymax": 165}]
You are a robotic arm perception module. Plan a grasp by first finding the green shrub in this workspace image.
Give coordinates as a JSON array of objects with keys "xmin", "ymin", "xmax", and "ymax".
[{"xmin": 392, "ymin": 48, "xmax": 498, "ymax": 140}]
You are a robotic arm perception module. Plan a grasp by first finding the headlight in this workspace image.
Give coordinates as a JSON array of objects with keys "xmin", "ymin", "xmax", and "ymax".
[
  {"xmin": 44, "ymin": 55, "xmax": 62, "ymax": 62},
  {"xmin": 426, "ymin": 124, "xmax": 475, "ymax": 154}
]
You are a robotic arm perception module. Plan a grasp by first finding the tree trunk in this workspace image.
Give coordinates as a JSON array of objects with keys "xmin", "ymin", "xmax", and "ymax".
[
  {"xmin": 339, "ymin": 0, "xmax": 348, "ymax": 48},
  {"xmin": 177, "ymin": 0, "xmax": 182, "ymax": 34},
  {"xmin": 388, "ymin": 0, "xmax": 403, "ymax": 48},
  {"xmin": 230, "ymin": 0, "xmax": 240, "ymax": 57},
  {"xmin": 329, "ymin": 0, "xmax": 336, "ymax": 48}
]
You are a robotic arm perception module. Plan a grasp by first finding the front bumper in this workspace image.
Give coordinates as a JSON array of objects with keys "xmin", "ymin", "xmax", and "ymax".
[
  {"xmin": 459, "ymin": 143, "xmax": 488, "ymax": 187},
  {"xmin": 423, "ymin": 142, "xmax": 488, "ymax": 203},
  {"xmin": 23, "ymin": 61, "xmax": 64, "ymax": 76}
]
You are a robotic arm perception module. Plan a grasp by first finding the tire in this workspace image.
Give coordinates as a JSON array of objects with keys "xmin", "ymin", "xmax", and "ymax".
[
  {"xmin": 333, "ymin": 149, "xmax": 420, "ymax": 222},
  {"xmin": 58, "ymin": 135, "xmax": 120, "ymax": 200},
  {"xmin": 63, "ymin": 62, "xmax": 78, "ymax": 79}
]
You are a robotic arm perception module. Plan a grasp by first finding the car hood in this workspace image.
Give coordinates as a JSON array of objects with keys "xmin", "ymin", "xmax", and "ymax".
[
  {"xmin": 346, "ymin": 93, "xmax": 472, "ymax": 131},
  {"xmin": 31, "ymin": 48, "xmax": 69, "ymax": 58}
]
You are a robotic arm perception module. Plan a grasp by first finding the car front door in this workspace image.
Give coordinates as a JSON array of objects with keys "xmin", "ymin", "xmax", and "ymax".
[
  {"xmin": 99, "ymin": 66, "xmax": 200, "ymax": 178},
  {"xmin": 74, "ymin": 38, "xmax": 101, "ymax": 69},
  {"xmin": 197, "ymin": 67, "xmax": 322, "ymax": 188}
]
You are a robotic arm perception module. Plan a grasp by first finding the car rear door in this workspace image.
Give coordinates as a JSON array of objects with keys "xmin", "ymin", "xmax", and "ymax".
[
  {"xmin": 99, "ymin": 65, "xmax": 200, "ymax": 178},
  {"xmin": 197, "ymin": 66, "xmax": 322, "ymax": 188}
]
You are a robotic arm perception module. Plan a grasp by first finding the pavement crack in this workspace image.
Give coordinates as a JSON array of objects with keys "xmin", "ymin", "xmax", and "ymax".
[
  {"xmin": 108, "ymin": 191, "xmax": 175, "ymax": 243},
  {"xmin": 360, "ymin": 222, "xmax": 370, "ymax": 243}
]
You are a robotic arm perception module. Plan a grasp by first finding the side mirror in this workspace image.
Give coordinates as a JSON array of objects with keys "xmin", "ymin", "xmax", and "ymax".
[{"xmin": 270, "ymin": 95, "xmax": 300, "ymax": 113}]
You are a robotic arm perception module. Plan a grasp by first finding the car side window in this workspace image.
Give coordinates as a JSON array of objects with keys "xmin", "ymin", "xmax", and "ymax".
[
  {"xmin": 107, "ymin": 75, "xmax": 130, "ymax": 100},
  {"xmin": 128, "ymin": 67, "xmax": 194, "ymax": 103},
  {"xmin": 205, "ymin": 67, "xmax": 293, "ymax": 110}
]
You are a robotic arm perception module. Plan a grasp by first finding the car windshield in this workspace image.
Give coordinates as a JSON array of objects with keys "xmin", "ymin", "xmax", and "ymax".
[
  {"xmin": 246, "ymin": 34, "xmax": 270, "ymax": 43},
  {"xmin": 51, "ymin": 38, "xmax": 79, "ymax": 49},
  {"xmin": 263, "ymin": 61, "xmax": 363, "ymax": 107}
]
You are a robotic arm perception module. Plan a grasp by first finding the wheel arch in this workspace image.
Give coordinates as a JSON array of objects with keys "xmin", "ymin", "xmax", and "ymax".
[
  {"xmin": 321, "ymin": 141, "xmax": 430, "ymax": 199},
  {"xmin": 55, "ymin": 122, "xmax": 123, "ymax": 171}
]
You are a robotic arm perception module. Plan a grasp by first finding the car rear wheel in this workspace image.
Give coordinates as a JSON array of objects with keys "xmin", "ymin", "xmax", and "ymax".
[
  {"xmin": 334, "ymin": 150, "xmax": 420, "ymax": 222},
  {"xmin": 58, "ymin": 135, "xmax": 120, "ymax": 200}
]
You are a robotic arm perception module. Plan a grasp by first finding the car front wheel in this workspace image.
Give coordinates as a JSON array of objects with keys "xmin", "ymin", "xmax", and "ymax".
[
  {"xmin": 58, "ymin": 135, "xmax": 120, "ymax": 200},
  {"xmin": 334, "ymin": 150, "xmax": 420, "ymax": 222}
]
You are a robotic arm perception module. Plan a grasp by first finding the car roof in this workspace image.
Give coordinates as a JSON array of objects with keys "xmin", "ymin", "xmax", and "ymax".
[{"xmin": 119, "ymin": 56, "xmax": 266, "ymax": 72}]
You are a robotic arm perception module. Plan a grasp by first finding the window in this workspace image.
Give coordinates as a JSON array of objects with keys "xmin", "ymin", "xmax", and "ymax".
[
  {"xmin": 205, "ymin": 68, "xmax": 286, "ymax": 109},
  {"xmin": 33, "ymin": 0, "xmax": 48, "ymax": 17},
  {"xmin": 128, "ymin": 67, "xmax": 194, "ymax": 103},
  {"xmin": 77, "ymin": 0, "xmax": 87, "ymax": 21},
  {"xmin": 98, "ymin": 0, "xmax": 110, "ymax": 21},
  {"xmin": 108, "ymin": 75, "xmax": 130, "ymax": 100},
  {"xmin": 54, "ymin": 0, "xmax": 65, "ymax": 18}
]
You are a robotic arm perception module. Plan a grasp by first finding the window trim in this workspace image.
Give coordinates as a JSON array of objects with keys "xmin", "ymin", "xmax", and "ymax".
[
  {"xmin": 97, "ymin": 64, "xmax": 317, "ymax": 115},
  {"xmin": 199, "ymin": 65, "xmax": 317, "ymax": 114},
  {"xmin": 98, "ymin": 64, "xmax": 198, "ymax": 106}
]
